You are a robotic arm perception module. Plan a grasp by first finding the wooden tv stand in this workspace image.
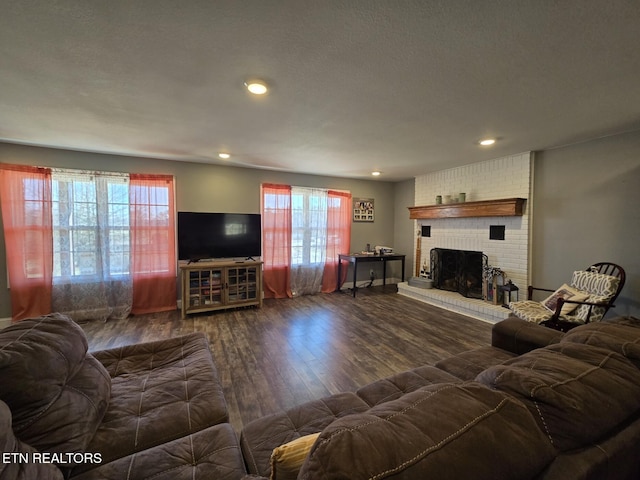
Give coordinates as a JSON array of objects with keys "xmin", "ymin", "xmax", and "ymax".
[{"xmin": 180, "ymin": 260, "xmax": 263, "ymax": 318}]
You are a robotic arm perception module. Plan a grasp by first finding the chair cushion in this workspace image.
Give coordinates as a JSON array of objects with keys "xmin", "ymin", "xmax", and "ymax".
[
  {"xmin": 508, "ymin": 300, "xmax": 554, "ymax": 324},
  {"xmin": 0, "ymin": 314, "xmax": 111, "ymax": 463},
  {"xmin": 477, "ymin": 342, "xmax": 640, "ymax": 451},
  {"xmin": 298, "ymin": 383, "xmax": 555, "ymax": 480}
]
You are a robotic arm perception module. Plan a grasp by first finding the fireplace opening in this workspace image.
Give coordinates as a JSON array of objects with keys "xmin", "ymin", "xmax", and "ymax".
[{"xmin": 430, "ymin": 248, "xmax": 486, "ymax": 299}]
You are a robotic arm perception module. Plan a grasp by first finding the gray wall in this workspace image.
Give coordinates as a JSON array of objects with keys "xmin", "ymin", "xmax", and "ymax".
[
  {"xmin": 532, "ymin": 130, "xmax": 640, "ymax": 317},
  {"xmin": 394, "ymin": 178, "xmax": 416, "ymax": 279},
  {"xmin": 2, "ymin": 130, "xmax": 639, "ymax": 319},
  {"xmin": 0, "ymin": 143, "xmax": 398, "ymax": 318}
]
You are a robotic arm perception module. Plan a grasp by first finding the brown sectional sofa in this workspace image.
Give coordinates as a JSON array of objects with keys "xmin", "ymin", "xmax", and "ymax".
[
  {"xmin": 3, "ymin": 312, "xmax": 640, "ymax": 480},
  {"xmin": 240, "ymin": 316, "xmax": 640, "ymax": 480},
  {"xmin": 0, "ymin": 313, "xmax": 247, "ymax": 480}
]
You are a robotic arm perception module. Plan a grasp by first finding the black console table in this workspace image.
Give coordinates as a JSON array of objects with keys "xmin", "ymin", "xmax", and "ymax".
[{"xmin": 337, "ymin": 253, "xmax": 406, "ymax": 297}]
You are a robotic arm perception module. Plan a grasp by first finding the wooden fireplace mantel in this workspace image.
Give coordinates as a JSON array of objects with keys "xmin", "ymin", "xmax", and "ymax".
[{"xmin": 408, "ymin": 198, "xmax": 526, "ymax": 219}]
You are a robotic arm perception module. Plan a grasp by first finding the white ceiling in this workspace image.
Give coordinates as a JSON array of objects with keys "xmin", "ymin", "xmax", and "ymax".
[{"xmin": 1, "ymin": 1, "xmax": 639, "ymax": 182}]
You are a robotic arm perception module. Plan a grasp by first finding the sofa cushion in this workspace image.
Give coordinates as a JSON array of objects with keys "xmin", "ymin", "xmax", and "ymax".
[
  {"xmin": 298, "ymin": 383, "xmax": 555, "ymax": 480},
  {"xmin": 79, "ymin": 333, "xmax": 229, "ymax": 471},
  {"xmin": 560, "ymin": 320, "xmax": 640, "ymax": 369},
  {"xmin": 0, "ymin": 314, "xmax": 111, "ymax": 460},
  {"xmin": 434, "ymin": 346, "xmax": 516, "ymax": 381},
  {"xmin": 240, "ymin": 392, "xmax": 370, "ymax": 477},
  {"xmin": 492, "ymin": 316, "xmax": 563, "ymax": 354},
  {"xmin": 476, "ymin": 342, "xmax": 640, "ymax": 451},
  {"xmin": 67, "ymin": 423, "xmax": 247, "ymax": 480},
  {"xmin": 356, "ymin": 365, "xmax": 460, "ymax": 407},
  {"xmin": 537, "ymin": 413, "xmax": 640, "ymax": 480},
  {"xmin": 0, "ymin": 400, "xmax": 64, "ymax": 480}
]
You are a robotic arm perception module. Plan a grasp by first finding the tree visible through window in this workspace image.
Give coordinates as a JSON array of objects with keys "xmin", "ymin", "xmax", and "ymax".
[
  {"xmin": 51, "ymin": 171, "xmax": 130, "ymax": 280},
  {"xmin": 0, "ymin": 164, "xmax": 177, "ymax": 321}
]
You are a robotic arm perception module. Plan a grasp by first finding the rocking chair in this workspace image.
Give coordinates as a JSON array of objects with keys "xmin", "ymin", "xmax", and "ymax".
[{"xmin": 508, "ymin": 262, "xmax": 626, "ymax": 332}]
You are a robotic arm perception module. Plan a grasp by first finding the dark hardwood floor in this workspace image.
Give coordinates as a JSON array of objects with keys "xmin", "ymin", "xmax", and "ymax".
[{"xmin": 80, "ymin": 285, "xmax": 492, "ymax": 433}]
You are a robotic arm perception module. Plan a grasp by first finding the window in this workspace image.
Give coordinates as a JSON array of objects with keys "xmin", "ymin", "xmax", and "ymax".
[
  {"xmin": 22, "ymin": 176, "xmax": 52, "ymax": 280},
  {"xmin": 0, "ymin": 164, "xmax": 176, "ymax": 320},
  {"xmin": 261, "ymin": 183, "xmax": 351, "ymax": 298},
  {"xmin": 51, "ymin": 171, "xmax": 130, "ymax": 280},
  {"xmin": 291, "ymin": 188, "xmax": 328, "ymax": 266}
]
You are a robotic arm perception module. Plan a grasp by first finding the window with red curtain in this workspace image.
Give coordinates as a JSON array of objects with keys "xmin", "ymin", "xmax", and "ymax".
[
  {"xmin": 261, "ymin": 183, "xmax": 351, "ymax": 298},
  {"xmin": 129, "ymin": 174, "xmax": 177, "ymax": 314},
  {"xmin": 0, "ymin": 164, "xmax": 53, "ymax": 321},
  {"xmin": 261, "ymin": 183, "xmax": 292, "ymax": 298},
  {"xmin": 321, "ymin": 190, "xmax": 352, "ymax": 292},
  {"xmin": 0, "ymin": 166, "xmax": 177, "ymax": 321}
]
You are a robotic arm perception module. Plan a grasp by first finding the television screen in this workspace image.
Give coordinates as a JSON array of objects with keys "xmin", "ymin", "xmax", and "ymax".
[{"xmin": 177, "ymin": 212, "xmax": 261, "ymax": 261}]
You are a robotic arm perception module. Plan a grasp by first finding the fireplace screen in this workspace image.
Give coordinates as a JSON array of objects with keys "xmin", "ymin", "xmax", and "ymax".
[{"xmin": 430, "ymin": 248, "xmax": 487, "ymax": 299}]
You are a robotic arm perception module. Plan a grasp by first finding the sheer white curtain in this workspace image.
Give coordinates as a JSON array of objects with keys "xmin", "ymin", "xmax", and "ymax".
[
  {"xmin": 50, "ymin": 170, "xmax": 132, "ymax": 321},
  {"xmin": 290, "ymin": 187, "xmax": 328, "ymax": 296}
]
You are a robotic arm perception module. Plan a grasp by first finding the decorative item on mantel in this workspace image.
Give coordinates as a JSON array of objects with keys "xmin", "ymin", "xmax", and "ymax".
[{"xmin": 483, "ymin": 265, "xmax": 505, "ymax": 305}]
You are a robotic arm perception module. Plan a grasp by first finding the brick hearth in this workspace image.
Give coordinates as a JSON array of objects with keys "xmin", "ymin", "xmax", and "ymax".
[{"xmin": 398, "ymin": 282, "xmax": 511, "ymax": 324}]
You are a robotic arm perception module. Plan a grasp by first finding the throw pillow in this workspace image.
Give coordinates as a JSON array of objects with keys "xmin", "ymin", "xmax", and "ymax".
[
  {"xmin": 570, "ymin": 270, "xmax": 621, "ymax": 322},
  {"xmin": 541, "ymin": 283, "xmax": 589, "ymax": 315},
  {"xmin": 571, "ymin": 270, "xmax": 619, "ymax": 298},
  {"xmin": 270, "ymin": 432, "xmax": 320, "ymax": 480}
]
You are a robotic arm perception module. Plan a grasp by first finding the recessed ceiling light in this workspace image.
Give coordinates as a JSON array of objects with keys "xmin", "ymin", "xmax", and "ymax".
[
  {"xmin": 218, "ymin": 153, "xmax": 230, "ymax": 159},
  {"xmin": 479, "ymin": 138, "xmax": 496, "ymax": 146},
  {"xmin": 244, "ymin": 80, "xmax": 268, "ymax": 95},
  {"xmin": 371, "ymin": 171, "xmax": 381, "ymax": 176}
]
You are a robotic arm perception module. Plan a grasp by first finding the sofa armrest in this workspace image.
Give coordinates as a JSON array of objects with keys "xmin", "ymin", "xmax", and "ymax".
[{"xmin": 492, "ymin": 316, "xmax": 563, "ymax": 354}]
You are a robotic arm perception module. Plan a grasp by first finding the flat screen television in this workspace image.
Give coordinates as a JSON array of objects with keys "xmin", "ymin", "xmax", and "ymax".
[{"xmin": 177, "ymin": 212, "xmax": 261, "ymax": 261}]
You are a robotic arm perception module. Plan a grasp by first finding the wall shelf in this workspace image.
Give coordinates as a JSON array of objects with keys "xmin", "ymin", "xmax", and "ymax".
[{"xmin": 408, "ymin": 198, "xmax": 526, "ymax": 219}]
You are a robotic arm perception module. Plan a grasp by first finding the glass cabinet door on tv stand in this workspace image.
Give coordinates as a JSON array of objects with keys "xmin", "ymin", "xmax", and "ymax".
[{"xmin": 180, "ymin": 260, "xmax": 263, "ymax": 319}]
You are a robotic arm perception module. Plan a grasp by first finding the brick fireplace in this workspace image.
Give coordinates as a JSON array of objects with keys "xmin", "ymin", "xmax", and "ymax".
[{"xmin": 398, "ymin": 152, "xmax": 533, "ymax": 323}]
